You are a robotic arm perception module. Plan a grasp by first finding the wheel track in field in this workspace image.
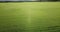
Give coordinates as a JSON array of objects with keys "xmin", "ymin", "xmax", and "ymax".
[{"xmin": 21, "ymin": 3, "xmax": 34, "ymax": 32}]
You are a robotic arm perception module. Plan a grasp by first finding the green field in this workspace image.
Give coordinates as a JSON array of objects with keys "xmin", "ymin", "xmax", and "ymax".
[{"xmin": 0, "ymin": 2, "xmax": 60, "ymax": 32}]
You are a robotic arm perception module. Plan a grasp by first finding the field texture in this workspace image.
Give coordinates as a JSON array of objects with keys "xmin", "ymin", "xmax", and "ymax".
[{"xmin": 0, "ymin": 2, "xmax": 60, "ymax": 32}]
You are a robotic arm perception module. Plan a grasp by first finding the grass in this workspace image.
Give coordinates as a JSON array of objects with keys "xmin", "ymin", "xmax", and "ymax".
[{"xmin": 0, "ymin": 2, "xmax": 60, "ymax": 32}]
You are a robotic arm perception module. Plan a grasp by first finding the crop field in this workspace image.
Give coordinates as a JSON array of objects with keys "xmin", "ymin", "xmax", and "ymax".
[{"xmin": 0, "ymin": 2, "xmax": 60, "ymax": 32}]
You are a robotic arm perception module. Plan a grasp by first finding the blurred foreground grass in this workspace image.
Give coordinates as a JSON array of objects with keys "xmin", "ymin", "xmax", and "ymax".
[{"xmin": 0, "ymin": 2, "xmax": 60, "ymax": 32}]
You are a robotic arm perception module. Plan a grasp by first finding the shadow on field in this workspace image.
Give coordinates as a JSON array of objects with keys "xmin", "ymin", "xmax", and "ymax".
[
  {"xmin": 40, "ymin": 26, "xmax": 60, "ymax": 32},
  {"xmin": 0, "ymin": 25, "xmax": 27, "ymax": 32},
  {"xmin": 0, "ymin": 26, "xmax": 60, "ymax": 32},
  {"xmin": 0, "ymin": 28, "xmax": 26, "ymax": 32}
]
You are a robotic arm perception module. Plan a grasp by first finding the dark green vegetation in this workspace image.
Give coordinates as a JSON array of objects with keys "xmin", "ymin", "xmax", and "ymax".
[{"xmin": 0, "ymin": 2, "xmax": 60, "ymax": 32}]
